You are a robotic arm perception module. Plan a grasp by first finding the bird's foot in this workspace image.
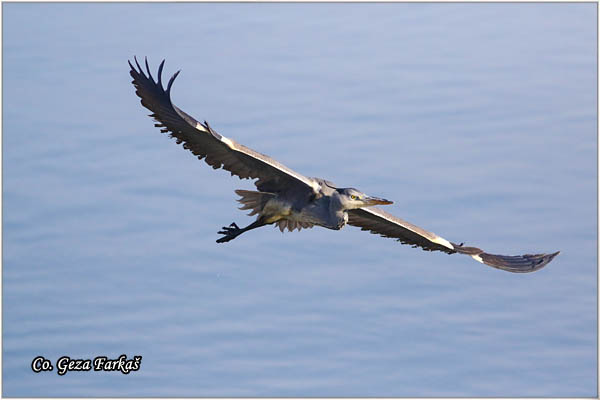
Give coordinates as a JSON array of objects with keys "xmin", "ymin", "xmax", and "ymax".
[{"xmin": 216, "ymin": 222, "xmax": 242, "ymax": 243}]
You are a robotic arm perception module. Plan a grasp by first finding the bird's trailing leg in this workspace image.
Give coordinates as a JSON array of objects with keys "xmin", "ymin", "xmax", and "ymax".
[{"xmin": 216, "ymin": 218, "xmax": 267, "ymax": 243}]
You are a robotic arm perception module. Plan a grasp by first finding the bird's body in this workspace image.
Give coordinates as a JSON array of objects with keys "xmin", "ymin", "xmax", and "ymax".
[
  {"xmin": 129, "ymin": 57, "xmax": 559, "ymax": 273},
  {"xmin": 220, "ymin": 179, "xmax": 391, "ymax": 242},
  {"xmin": 242, "ymin": 179, "xmax": 346, "ymax": 230}
]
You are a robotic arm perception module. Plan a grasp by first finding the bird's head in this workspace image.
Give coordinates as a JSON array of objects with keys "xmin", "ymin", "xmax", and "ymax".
[{"xmin": 336, "ymin": 187, "xmax": 393, "ymax": 210}]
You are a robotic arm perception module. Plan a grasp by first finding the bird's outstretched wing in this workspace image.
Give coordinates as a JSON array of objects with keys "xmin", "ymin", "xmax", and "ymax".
[
  {"xmin": 347, "ymin": 207, "xmax": 559, "ymax": 273},
  {"xmin": 129, "ymin": 57, "xmax": 320, "ymax": 194}
]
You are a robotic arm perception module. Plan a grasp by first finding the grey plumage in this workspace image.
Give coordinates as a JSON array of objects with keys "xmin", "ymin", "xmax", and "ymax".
[{"xmin": 129, "ymin": 57, "xmax": 559, "ymax": 273}]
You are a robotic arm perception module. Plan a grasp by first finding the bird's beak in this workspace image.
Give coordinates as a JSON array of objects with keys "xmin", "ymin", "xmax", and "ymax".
[{"xmin": 364, "ymin": 196, "xmax": 393, "ymax": 206}]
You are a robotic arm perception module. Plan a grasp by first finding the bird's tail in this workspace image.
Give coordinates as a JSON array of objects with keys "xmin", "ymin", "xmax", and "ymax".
[{"xmin": 235, "ymin": 190, "xmax": 276, "ymax": 216}]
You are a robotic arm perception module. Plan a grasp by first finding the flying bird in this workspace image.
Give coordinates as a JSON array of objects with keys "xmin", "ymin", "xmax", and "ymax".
[{"xmin": 129, "ymin": 57, "xmax": 559, "ymax": 273}]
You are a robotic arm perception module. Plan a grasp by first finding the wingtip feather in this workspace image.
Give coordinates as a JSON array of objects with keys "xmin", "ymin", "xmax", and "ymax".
[
  {"xmin": 134, "ymin": 56, "xmax": 142, "ymax": 74},
  {"xmin": 157, "ymin": 59, "xmax": 165, "ymax": 88},
  {"xmin": 166, "ymin": 69, "xmax": 181, "ymax": 94},
  {"xmin": 452, "ymin": 243, "xmax": 560, "ymax": 273},
  {"xmin": 144, "ymin": 56, "xmax": 154, "ymax": 83}
]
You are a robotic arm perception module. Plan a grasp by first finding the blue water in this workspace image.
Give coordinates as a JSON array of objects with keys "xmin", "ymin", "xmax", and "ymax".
[{"xmin": 3, "ymin": 3, "xmax": 597, "ymax": 397}]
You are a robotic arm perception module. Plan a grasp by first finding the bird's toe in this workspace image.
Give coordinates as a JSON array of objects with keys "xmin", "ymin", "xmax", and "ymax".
[{"xmin": 216, "ymin": 223, "xmax": 242, "ymax": 243}]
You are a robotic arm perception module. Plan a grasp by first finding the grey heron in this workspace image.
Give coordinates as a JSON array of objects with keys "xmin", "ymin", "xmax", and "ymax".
[{"xmin": 129, "ymin": 58, "xmax": 559, "ymax": 273}]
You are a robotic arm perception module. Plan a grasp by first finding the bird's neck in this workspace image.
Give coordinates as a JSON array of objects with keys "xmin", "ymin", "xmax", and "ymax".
[{"xmin": 329, "ymin": 194, "xmax": 349, "ymax": 229}]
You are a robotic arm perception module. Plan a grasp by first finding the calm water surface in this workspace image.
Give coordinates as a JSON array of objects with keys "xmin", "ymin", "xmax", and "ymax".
[{"xmin": 3, "ymin": 3, "xmax": 597, "ymax": 397}]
